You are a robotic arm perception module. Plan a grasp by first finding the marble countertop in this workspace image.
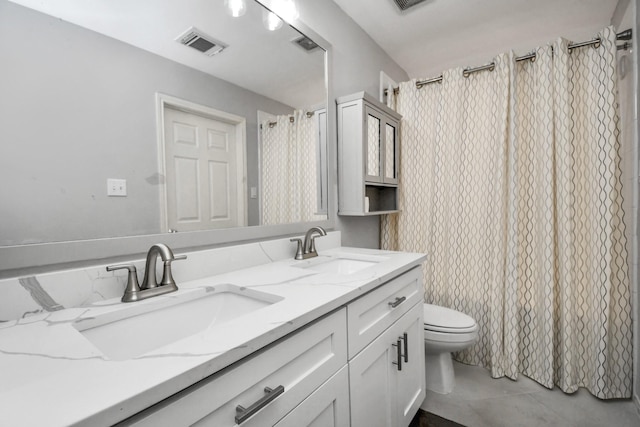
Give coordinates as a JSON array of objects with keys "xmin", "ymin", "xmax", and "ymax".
[{"xmin": 0, "ymin": 244, "xmax": 425, "ymax": 426}]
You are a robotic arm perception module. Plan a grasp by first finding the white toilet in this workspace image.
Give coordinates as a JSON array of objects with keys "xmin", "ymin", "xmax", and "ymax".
[{"xmin": 423, "ymin": 303, "xmax": 479, "ymax": 394}]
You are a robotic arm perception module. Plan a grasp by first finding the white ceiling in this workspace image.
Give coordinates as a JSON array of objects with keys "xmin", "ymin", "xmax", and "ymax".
[
  {"xmin": 332, "ymin": 0, "xmax": 620, "ymax": 79},
  {"xmin": 8, "ymin": 0, "xmax": 325, "ymax": 109}
]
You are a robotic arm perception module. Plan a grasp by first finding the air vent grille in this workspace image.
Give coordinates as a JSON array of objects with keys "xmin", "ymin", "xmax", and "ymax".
[
  {"xmin": 393, "ymin": 0, "xmax": 429, "ymax": 11},
  {"xmin": 176, "ymin": 27, "xmax": 227, "ymax": 56},
  {"xmin": 292, "ymin": 35, "xmax": 320, "ymax": 52}
]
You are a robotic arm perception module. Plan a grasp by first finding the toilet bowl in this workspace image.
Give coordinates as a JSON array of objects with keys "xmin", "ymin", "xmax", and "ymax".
[{"xmin": 423, "ymin": 303, "xmax": 478, "ymax": 394}]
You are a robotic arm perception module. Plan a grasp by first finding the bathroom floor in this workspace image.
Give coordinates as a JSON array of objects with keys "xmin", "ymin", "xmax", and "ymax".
[{"xmin": 420, "ymin": 361, "xmax": 640, "ymax": 427}]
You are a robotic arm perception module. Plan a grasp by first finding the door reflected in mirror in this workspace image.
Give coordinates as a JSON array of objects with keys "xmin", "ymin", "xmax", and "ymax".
[{"xmin": 0, "ymin": 0, "xmax": 328, "ymax": 246}]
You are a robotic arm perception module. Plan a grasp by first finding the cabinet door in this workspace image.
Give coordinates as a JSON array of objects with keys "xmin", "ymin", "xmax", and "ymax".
[
  {"xmin": 349, "ymin": 302, "xmax": 425, "ymax": 427},
  {"xmin": 364, "ymin": 106, "xmax": 383, "ymax": 184},
  {"xmin": 349, "ymin": 326, "xmax": 396, "ymax": 427},
  {"xmin": 383, "ymin": 121, "xmax": 398, "ymax": 185},
  {"xmin": 393, "ymin": 305, "xmax": 426, "ymax": 427},
  {"xmin": 364, "ymin": 105, "xmax": 399, "ymax": 186},
  {"xmin": 274, "ymin": 366, "xmax": 350, "ymax": 427}
]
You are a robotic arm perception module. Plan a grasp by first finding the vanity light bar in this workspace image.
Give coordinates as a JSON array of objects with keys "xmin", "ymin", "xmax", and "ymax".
[{"xmin": 176, "ymin": 27, "xmax": 227, "ymax": 56}]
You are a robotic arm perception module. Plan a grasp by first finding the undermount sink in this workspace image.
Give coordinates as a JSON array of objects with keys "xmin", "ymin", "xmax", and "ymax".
[
  {"xmin": 73, "ymin": 285, "xmax": 281, "ymax": 361},
  {"xmin": 309, "ymin": 258, "xmax": 376, "ymax": 274},
  {"xmin": 301, "ymin": 255, "xmax": 386, "ymax": 275}
]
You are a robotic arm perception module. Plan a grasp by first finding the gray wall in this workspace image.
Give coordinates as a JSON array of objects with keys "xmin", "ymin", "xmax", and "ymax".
[
  {"xmin": 0, "ymin": 1, "xmax": 294, "ymax": 245},
  {"xmin": 295, "ymin": 0, "xmax": 410, "ymax": 249}
]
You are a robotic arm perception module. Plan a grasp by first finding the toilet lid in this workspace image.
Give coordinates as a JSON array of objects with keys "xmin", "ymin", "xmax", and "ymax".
[{"xmin": 423, "ymin": 304, "xmax": 478, "ymax": 333}]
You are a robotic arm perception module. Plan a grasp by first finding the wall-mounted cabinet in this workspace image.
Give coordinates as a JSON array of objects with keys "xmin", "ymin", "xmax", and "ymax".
[{"xmin": 337, "ymin": 92, "xmax": 402, "ymax": 216}]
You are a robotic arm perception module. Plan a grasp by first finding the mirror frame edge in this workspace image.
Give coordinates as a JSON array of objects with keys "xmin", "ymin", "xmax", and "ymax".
[{"xmin": 0, "ymin": 4, "xmax": 335, "ymax": 275}]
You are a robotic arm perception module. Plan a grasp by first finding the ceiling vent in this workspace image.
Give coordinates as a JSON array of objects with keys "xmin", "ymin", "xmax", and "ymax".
[
  {"xmin": 392, "ymin": 0, "xmax": 430, "ymax": 11},
  {"xmin": 292, "ymin": 35, "xmax": 320, "ymax": 52},
  {"xmin": 176, "ymin": 27, "xmax": 227, "ymax": 56}
]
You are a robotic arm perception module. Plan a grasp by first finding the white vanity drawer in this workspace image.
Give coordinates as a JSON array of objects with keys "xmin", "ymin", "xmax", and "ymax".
[
  {"xmin": 122, "ymin": 308, "xmax": 347, "ymax": 427},
  {"xmin": 347, "ymin": 266, "xmax": 422, "ymax": 358}
]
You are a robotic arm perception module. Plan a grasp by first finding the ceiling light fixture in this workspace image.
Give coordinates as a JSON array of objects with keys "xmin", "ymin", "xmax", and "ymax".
[
  {"xmin": 261, "ymin": 0, "xmax": 299, "ymax": 31},
  {"xmin": 274, "ymin": 0, "xmax": 299, "ymax": 22},
  {"xmin": 263, "ymin": 10, "xmax": 283, "ymax": 31},
  {"xmin": 224, "ymin": 0, "xmax": 247, "ymax": 17}
]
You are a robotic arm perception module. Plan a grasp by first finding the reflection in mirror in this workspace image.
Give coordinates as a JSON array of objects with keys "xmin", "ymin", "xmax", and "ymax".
[
  {"xmin": 260, "ymin": 109, "xmax": 327, "ymax": 225},
  {"xmin": 0, "ymin": 0, "xmax": 328, "ymax": 246}
]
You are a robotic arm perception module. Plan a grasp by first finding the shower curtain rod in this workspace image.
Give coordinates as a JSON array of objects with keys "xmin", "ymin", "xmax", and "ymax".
[
  {"xmin": 261, "ymin": 112, "xmax": 315, "ymax": 129},
  {"xmin": 384, "ymin": 29, "xmax": 632, "ymax": 93}
]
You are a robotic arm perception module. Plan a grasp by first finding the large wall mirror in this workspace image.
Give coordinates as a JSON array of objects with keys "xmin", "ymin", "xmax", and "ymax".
[{"xmin": 0, "ymin": 0, "xmax": 332, "ymax": 271}]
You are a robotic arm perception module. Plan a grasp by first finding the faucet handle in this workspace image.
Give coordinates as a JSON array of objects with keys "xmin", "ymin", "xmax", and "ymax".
[
  {"xmin": 309, "ymin": 236, "xmax": 320, "ymax": 255},
  {"xmin": 290, "ymin": 238, "xmax": 304, "ymax": 260},
  {"xmin": 160, "ymin": 254, "xmax": 186, "ymax": 286},
  {"xmin": 106, "ymin": 264, "xmax": 141, "ymax": 299}
]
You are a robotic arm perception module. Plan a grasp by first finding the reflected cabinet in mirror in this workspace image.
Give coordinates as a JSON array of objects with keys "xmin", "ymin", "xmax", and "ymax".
[{"xmin": 0, "ymin": 0, "xmax": 329, "ymax": 247}]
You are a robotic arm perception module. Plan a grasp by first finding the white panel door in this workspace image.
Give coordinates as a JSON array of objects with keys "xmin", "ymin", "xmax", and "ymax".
[{"xmin": 164, "ymin": 107, "xmax": 242, "ymax": 231}]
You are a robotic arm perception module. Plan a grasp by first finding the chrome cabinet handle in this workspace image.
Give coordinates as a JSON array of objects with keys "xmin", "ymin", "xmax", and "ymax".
[
  {"xmin": 401, "ymin": 332, "xmax": 408, "ymax": 363},
  {"xmin": 388, "ymin": 296, "xmax": 406, "ymax": 308},
  {"xmin": 235, "ymin": 385, "xmax": 285, "ymax": 424},
  {"xmin": 392, "ymin": 339, "xmax": 402, "ymax": 371}
]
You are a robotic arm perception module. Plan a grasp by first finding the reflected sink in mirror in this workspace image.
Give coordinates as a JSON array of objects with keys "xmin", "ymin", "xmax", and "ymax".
[{"xmin": 73, "ymin": 285, "xmax": 282, "ymax": 361}]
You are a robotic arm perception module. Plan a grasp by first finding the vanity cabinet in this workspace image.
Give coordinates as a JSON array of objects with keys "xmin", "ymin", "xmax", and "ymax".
[
  {"xmin": 337, "ymin": 91, "xmax": 402, "ymax": 215},
  {"xmin": 120, "ymin": 309, "xmax": 347, "ymax": 427},
  {"xmin": 119, "ymin": 267, "xmax": 424, "ymax": 427},
  {"xmin": 347, "ymin": 268, "xmax": 426, "ymax": 427}
]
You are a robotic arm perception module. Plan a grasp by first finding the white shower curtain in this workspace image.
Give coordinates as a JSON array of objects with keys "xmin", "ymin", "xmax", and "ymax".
[
  {"xmin": 261, "ymin": 110, "xmax": 324, "ymax": 225},
  {"xmin": 382, "ymin": 27, "xmax": 632, "ymax": 398}
]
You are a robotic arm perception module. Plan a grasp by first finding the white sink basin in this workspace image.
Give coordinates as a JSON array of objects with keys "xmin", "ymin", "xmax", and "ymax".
[
  {"xmin": 300, "ymin": 255, "xmax": 387, "ymax": 275},
  {"xmin": 308, "ymin": 258, "xmax": 376, "ymax": 274},
  {"xmin": 73, "ymin": 285, "xmax": 281, "ymax": 361}
]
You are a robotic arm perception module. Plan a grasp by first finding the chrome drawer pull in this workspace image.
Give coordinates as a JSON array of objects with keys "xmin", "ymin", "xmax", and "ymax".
[
  {"xmin": 392, "ymin": 339, "xmax": 402, "ymax": 371},
  {"xmin": 235, "ymin": 385, "xmax": 285, "ymax": 424},
  {"xmin": 388, "ymin": 296, "xmax": 406, "ymax": 308}
]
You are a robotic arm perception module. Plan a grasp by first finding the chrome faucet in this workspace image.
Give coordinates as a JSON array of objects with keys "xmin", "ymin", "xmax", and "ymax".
[
  {"xmin": 106, "ymin": 244, "xmax": 186, "ymax": 302},
  {"xmin": 290, "ymin": 226, "xmax": 327, "ymax": 260}
]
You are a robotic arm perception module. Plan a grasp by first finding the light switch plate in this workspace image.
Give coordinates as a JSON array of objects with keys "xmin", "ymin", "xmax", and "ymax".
[{"xmin": 107, "ymin": 178, "xmax": 127, "ymax": 197}]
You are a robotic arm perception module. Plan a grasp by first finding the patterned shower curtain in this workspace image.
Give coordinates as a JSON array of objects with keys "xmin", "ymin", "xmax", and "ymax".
[
  {"xmin": 261, "ymin": 110, "xmax": 324, "ymax": 225},
  {"xmin": 381, "ymin": 27, "xmax": 632, "ymax": 398}
]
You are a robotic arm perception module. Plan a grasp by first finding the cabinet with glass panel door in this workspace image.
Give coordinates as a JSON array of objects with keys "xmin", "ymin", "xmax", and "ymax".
[{"xmin": 337, "ymin": 92, "xmax": 401, "ymax": 215}]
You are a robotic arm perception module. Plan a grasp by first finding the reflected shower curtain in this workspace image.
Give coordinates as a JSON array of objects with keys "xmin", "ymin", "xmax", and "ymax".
[
  {"xmin": 381, "ymin": 27, "xmax": 632, "ymax": 398},
  {"xmin": 261, "ymin": 110, "xmax": 324, "ymax": 225}
]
